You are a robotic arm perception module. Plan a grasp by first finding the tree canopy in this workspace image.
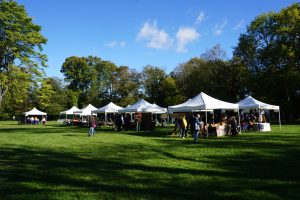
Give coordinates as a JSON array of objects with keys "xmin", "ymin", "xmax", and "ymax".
[
  {"xmin": 0, "ymin": 0, "xmax": 47, "ymax": 109},
  {"xmin": 234, "ymin": 2, "xmax": 300, "ymax": 119}
]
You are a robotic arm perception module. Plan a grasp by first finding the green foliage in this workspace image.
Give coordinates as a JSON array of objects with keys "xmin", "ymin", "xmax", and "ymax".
[
  {"xmin": 35, "ymin": 78, "xmax": 56, "ymax": 110},
  {"xmin": 160, "ymin": 76, "xmax": 185, "ymax": 106},
  {"xmin": 234, "ymin": 3, "xmax": 300, "ymax": 119},
  {"xmin": 112, "ymin": 66, "xmax": 140, "ymax": 107},
  {"xmin": 0, "ymin": 0, "xmax": 47, "ymax": 106},
  {"xmin": 0, "ymin": 65, "xmax": 34, "ymax": 119},
  {"xmin": 61, "ymin": 56, "xmax": 141, "ymax": 108},
  {"xmin": 141, "ymin": 65, "xmax": 166, "ymax": 104},
  {"xmin": 171, "ymin": 45, "xmax": 249, "ymax": 102}
]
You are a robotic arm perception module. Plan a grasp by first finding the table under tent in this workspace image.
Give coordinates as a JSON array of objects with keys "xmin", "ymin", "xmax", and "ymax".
[
  {"xmin": 91, "ymin": 102, "xmax": 123, "ymax": 126},
  {"xmin": 73, "ymin": 104, "xmax": 97, "ymax": 126},
  {"xmin": 118, "ymin": 99, "xmax": 167, "ymax": 131},
  {"xmin": 237, "ymin": 96, "xmax": 281, "ymax": 131},
  {"xmin": 58, "ymin": 106, "xmax": 80, "ymax": 124},
  {"xmin": 168, "ymin": 92, "xmax": 240, "ymax": 136},
  {"xmin": 23, "ymin": 107, "xmax": 47, "ymax": 124}
]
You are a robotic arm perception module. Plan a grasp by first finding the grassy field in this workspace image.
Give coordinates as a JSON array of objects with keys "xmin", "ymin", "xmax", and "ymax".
[{"xmin": 0, "ymin": 121, "xmax": 299, "ymax": 200}]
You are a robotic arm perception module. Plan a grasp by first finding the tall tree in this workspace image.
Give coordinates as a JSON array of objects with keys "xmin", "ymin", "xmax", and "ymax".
[
  {"xmin": 0, "ymin": 0, "xmax": 47, "ymax": 107},
  {"xmin": 112, "ymin": 66, "xmax": 140, "ymax": 107},
  {"xmin": 141, "ymin": 65, "xmax": 166, "ymax": 104},
  {"xmin": 159, "ymin": 76, "xmax": 185, "ymax": 107},
  {"xmin": 171, "ymin": 45, "xmax": 249, "ymax": 102},
  {"xmin": 0, "ymin": 65, "xmax": 32, "ymax": 119},
  {"xmin": 61, "ymin": 56, "xmax": 96, "ymax": 107},
  {"xmin": 233, "ymin": 3, "xmax": 300, "ymax": 119},
  {"xmin": 200, "ymin": 44, "xmax": 227, "ymax": 61},
  {"xmin": 35, "ymin": 78, "xmax": 55, "ymax": 111}
]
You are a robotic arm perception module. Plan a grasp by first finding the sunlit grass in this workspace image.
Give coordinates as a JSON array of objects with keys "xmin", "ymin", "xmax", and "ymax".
[{"xmin": 0, "ymin": 121, "xmax": 299, "ymax": 199}]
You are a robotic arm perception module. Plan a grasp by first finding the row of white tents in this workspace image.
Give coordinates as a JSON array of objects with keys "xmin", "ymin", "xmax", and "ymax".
[
  {"xmin": 58, "ymin": 100, "xmax": 167, "ymax": 117},
  {"xmin": 24, "ymin": 92, "xmax": 281, "ymax": 129}
]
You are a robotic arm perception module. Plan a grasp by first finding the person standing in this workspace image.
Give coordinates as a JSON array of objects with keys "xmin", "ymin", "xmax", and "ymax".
[
  {"xmin": 136, "ymin": 113, "xmax": 142, "ymax": 132},
  {"xmin": 181, "ymin": 116, "xmax": 187, "ymax": 138},
  {"xmin": 193, "ymin": 114, "xmax": 201, "ymax": 142},
  {"xmin": 42, "ymin": 116, "xmax": 46, "ymax": 125},
  {"xmin": 88, "ymin": 117, "xmax": 97, "ymax": 136},
  {"xmin": 228, "ymin": 113, "xmax": 238, "ymax": 136}
]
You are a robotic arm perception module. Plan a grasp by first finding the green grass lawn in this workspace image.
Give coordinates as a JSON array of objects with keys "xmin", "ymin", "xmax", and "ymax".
[{"xmin": 0, "ymin": 121, "xmax": 299, "ymax": 200}]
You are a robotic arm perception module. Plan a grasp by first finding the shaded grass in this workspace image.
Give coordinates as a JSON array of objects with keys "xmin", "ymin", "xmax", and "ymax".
[{"xmin": 0, "ymin": 121, "xmax": 299, "ymax": 199}]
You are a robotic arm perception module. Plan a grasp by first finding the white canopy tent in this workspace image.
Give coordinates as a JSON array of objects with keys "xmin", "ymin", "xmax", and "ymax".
[
  {"xmin": 168, "ymin": 92, "xmax": 240, "ymax": 129},
  {"xmin": 92, "ymin": 102, "xmax": 123, "ymax": 114},
  {"xmin": 152, "ymin": 103, "xmax": 167, "ymax": 114},
  {"xmin": 237, "ymin": 96, "xmax": 281, "ymax": 130},
  {"xmin": 60, "ymin": 106, "xmax": 80, "ymax": 115},
  {"xmin": 24, "ymin": 107, "xmax": 47, "ymax": 116},
  {"xmin": 168, "ymin": 92, "xmax": 238, "ymax": 112},
  {"xmin": 73, "ymin": 104, "xmax": 97, "ymax": 116},
  {"xmin": 59, "ymin": 106, "xmax": 80, "ymax": 121},
  {"xmin": 91, "ymin": 102, "xmax": 123, "ymax": 124},
  {"xmin": 118, "ymin": 99, "xmax": 165, "ymax": 113}
]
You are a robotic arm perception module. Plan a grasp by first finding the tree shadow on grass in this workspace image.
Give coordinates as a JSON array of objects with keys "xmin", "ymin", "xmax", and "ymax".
[
  {"xmin": 0, "ymin": 125, "xmax": 85, "ymax": 135},
  {"xmin": 1, "ymin": 126, "xmax": 300, "ymax": 200},
  {"xmin": 0, "ymin": 145, "xmax": 233, "ymax": 200},
  {"xmin": 1, "ymin": 139, "xmax": 299, "ymax": 200}
]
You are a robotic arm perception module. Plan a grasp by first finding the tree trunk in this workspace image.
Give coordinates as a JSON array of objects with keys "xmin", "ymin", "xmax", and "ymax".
[
  {"xmin": 285, "ymin": 88, "xmax": 293, "ymax": 121},
  {"xmin": 0, "ymin": 85, "xmax": 8, "ymax": 108}
]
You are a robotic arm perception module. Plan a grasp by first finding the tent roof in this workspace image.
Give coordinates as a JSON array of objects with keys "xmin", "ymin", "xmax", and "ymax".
[
  {"xmin": 73, "ymin": 104, "xmax": 97, "ymax": 116},
  {"xmin": 92, "ymin": 102, "xmax": 123, "ymax": 113},
  {"xmin": 24, "ymin": 107, "xmax": 47, "ymax": 116},
  {"xmin": 152, "ymin": 103, "xmax": 167, "ymax": 114},
  {"xmin": 237, "ymin": 96, "xmax": 279, "ymax": 110},
  {"xmin": 59, "ymin": 106, "xmax": 80, "ymax": 115},
  {"xmin": 118, "ymin": 99, "xmax": 164, "ymax": 113},
  {"xmin": 168, "ymin": 92, "xmax": 238, "ymax": 113}
]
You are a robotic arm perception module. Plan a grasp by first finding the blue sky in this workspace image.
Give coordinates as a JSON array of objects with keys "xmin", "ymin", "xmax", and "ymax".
[{"xmin": 17, "ymin": 0, "xmax": 298, "ymax": 78}]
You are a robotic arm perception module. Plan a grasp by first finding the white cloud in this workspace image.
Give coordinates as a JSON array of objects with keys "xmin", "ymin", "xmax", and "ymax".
[
  {"xmin": 213, "ymin": 19, "xmax": 228, "ymax": 36},
  {"xmin": 195, "ymin": 12, "xmax": 205, "ymax": 24},
  {"xmin": 137, "ymin": 21, "xmax": 173, "ymax": 49},
  {"xmin": 106, "ymin": 41, "xmax": 117, "ymax": 48},
  {"xmin": 120, "ymin": 41, "xmax": 127, "ymax": 47},
  {"xmin": 176, "ymin": 27, "xmax": 200, "ymax": 53},
  {"xmin": 106, "ymin": 41, "xmax": 126, "ymax": 48},
  {"xmin": 233, "ymin": 20, "xmax": 245, "ymax": 30}
]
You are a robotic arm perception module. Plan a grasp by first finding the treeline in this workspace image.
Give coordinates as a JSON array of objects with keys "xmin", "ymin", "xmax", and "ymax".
[{"xmin": 0, "ymin": 1, "xmax": 299, "ymax": 121}]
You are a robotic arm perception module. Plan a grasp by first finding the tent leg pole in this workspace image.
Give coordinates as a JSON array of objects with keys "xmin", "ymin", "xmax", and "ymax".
[
  {"xmin": 279, "ymin": 109, "xmax": 281, "ymax": 131},
  {"xmin": 238, "ymin": 110, "xmax": 241, "ymax": 133}
]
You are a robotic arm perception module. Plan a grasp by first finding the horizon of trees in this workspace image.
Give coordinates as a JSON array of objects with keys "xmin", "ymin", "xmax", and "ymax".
[{"xmin": 0, "ymin": 1, "xmax": 299, "ymax": 121}]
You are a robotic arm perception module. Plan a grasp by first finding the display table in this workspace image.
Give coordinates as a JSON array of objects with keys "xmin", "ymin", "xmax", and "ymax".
[
  {"xmin": 208, "ymin": 125, "xmax": 226, "ymax": 136},
  {"xmin": 216, "ymin": 125, "xmax": 226, "ymax": 136},
  {"xmin": 259, "ymin": 123, "xmax": 271, "ymax": 132}
]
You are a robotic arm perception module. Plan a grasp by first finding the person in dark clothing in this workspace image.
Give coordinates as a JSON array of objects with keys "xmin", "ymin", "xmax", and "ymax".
[
  {"xmin": 228, "ymin": 114, "xmax": 238, "ymax": 136},
  {"xmin": 124, "ymin": 114, "xmax": 130, "ymax": 131},
  {"xmin": 116, "ymin": 114, "xmax": 122, "ymax": 131}
]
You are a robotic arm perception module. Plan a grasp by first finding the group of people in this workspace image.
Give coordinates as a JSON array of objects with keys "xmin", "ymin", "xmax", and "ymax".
[
  {"xmin": 113, "ymin": 113, "xmax": 137, "ymax": 131},
  {"xmin": 240, "ymin": 111, "xmax": 267, "ymax": 131},
  {"xmin": 174, "ymin": 112, "xmax": 239, "ymax": 142},
  {"xmin": 87, "ymin": 113, "xmax": 143, "ymax": 136},
  {"xmin": 87, "ymin": 112, "xmax": 168, "ymax": 136},
  {"xmin": 26, "ymin": 116, "xmax": 46, "ymax": 125}
]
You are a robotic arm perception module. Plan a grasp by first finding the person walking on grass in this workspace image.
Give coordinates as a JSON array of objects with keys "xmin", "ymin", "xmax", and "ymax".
[
  {"xmin": 88, "ymin": 117, "xmax": 97, "ymax": 136},
  {"xmin": 193, "ymin": 114, "xmax": 201, "ymax": 142}
]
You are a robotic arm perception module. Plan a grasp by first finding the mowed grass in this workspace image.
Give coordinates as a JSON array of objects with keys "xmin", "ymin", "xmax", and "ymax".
[{"xmin": 0, "ymin": 121, "xmax": 299, "ymax": 200}]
